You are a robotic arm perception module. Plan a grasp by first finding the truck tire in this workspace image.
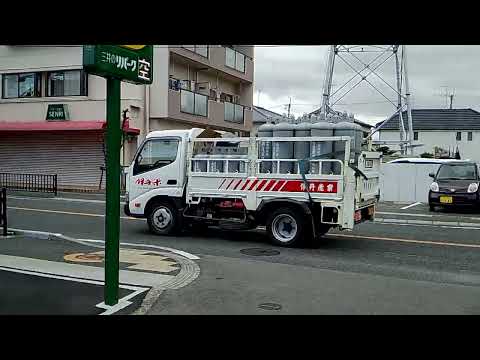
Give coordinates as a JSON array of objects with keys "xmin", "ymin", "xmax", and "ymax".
[
  {"xmin": 147, "ymin": 201, "xmax": 179, "ymax": 236},
  {"xmin": 266, "ymin": 207, "xmax": 310, "ymax": 247}
]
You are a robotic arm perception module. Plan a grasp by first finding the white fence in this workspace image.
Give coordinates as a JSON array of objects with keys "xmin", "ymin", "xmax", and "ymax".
[{"xmin": 379, "ymin": 163, "xmax": 441, "ymax": 203}]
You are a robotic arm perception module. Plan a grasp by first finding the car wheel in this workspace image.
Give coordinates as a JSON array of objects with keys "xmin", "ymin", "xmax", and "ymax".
[
  {"xmin": 266, "ymin": 207, "xmax": 311, "ymax": 247},
  {"xmin": 147, "ymin": 201, "xmax": 179, "ymax": 236}
]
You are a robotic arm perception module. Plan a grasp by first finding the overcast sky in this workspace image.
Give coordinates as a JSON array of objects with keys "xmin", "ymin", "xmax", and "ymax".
[{"xmin": 253, "ymin": 45, "xmax": 480, "ymax": 125}]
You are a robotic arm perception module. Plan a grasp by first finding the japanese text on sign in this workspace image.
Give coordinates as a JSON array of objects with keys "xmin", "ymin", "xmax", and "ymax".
[
  {"xmin": 83, "ymin": 45, "xmax": 153, "ymax": 85},
  {"xmin": 282, "ymin": 180, "xmax": 338, "ymax": 193}
]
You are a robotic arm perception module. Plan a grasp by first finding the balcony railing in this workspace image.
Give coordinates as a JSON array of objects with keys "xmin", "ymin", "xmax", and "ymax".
[
  {"xmin": 180, "ymin": 89, "xmax": 208, "ymax": 117},
  {"xmin": 224, "ymin": 102, "xmax": 245, "ymax": 124},
  {"xmin": 181, "ymin": 45, "xmax": 209, "ymax": 58},
  {"xmin": 225, "ymin": 47, "xmax": 245, "ymax": 73}
]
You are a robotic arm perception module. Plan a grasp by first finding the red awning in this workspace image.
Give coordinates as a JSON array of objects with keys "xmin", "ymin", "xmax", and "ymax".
[{"xmin": 0, "ymin": 120, "xmax": 140, "ymax": 135}]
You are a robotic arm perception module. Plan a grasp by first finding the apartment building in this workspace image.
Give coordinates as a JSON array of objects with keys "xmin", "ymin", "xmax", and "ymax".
[{"xmin": 0, "ymin": 45, "xmax": 254, "ymax": 190}]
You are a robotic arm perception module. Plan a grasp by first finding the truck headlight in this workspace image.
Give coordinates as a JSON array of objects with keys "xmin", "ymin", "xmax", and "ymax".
[
  {"xmin": 468, "ymin": 183, "xmax": 479, "ymax": 193},
  {"xmin": 430, "ymin": 182, "xmax": 439, "ymax": 192}
]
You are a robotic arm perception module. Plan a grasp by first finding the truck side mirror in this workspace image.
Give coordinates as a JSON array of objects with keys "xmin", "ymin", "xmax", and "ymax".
[{"xmin": 428, "ymin": 173, "xmax": 435, "ymax": 178}]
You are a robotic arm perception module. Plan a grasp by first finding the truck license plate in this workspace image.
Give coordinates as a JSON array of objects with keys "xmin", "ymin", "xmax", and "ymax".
[{"xmin": 440, "ymin": 196, "xmax": 453, "ymax": 204}]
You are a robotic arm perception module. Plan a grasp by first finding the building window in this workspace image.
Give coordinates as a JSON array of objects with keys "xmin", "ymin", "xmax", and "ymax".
[
  {"xmin": 414, "ymin": 132, "xmax": 418, "ymax": 140},
  {"xmin": 468, "ymin": 132, "xmax": 473, "ymax": 141},
  {"xmin": 456, "ymin": 132, "xmax": 462, "ymax": 141},
  {"xmin": 225, "ymin": 47, "xmax": 246, "ymax": 73},
  {"xmin": 225, "ymin": 102, "xmax": 244, "ymax": 124},
  {"xmin": 181, "ymin": 45, "xmax": 209, "ymax": 58},
  {"xmin": 46, "ymin": 70, "xmax": 87, "ymax": 97},
  {"xmin": 2, "ymin": 72, "xmax": 41, "ymax": 98},
  {"xmin": 180, "ymin": 89, "xmax": 208, "ymax": 117}
]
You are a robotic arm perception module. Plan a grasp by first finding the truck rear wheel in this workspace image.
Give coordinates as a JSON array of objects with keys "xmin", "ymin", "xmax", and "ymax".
[
  {"xmin": 266, "ymin": 207, "xmax": 310, "ymax": 247},
  {"xmin": 147, "ymin": 201, "xmax": 179, "ymax": 236}
]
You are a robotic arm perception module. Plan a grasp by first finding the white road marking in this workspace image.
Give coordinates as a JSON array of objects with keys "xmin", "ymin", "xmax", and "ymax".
[
  {"xmin": 377, "ymin": 211, "xmax": 480, "ymax": 222},
  {"xmin": 377, "ymin": 211, "xmax": 433, "ymax": 218},
  {"xmin": 401, "ymin": 202, "xmax": 422, "ymax": 210},
  {"xmin": 0, "ymin": 264, "xmax": 148, "ymax": 315},
  {"xmin": 371, "ymin": 221, "xmax": 480, "ymax": 230},
  {"xmin": 76, "ymin": 238, "xmax": 201, "ymax": 260},
  {"xmin": 9, "ymin": 195, "xmax": 126, "ymax": 205},
  {"xmin": 326, "ymin": 233, "xmax": 480, "ymax": 249},
  {"xmin": 8, "ymin": 206, "xmax": 142, "ymax": 221},
  {"xmin": 9, "ymin": 227, "xmax": 201, "ymax": 261},
  {"xmin": 0, "ymin": 253, "xmax": 172, "ymax": 287}
]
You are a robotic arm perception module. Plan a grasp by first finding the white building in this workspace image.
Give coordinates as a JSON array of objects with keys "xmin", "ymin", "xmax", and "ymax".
[
  {"xmin": 0, "ymin": 45, "xmax": 254, "ymax": 190},
  {"xmin": 376, "ymin": 109, "xmax": 480, "ymax": 162}
]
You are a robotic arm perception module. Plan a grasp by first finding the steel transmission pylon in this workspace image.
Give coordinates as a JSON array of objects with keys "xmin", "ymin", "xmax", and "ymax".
[{"xmin": 321, "ymin": 45, "xmax": 414, "ymax": 155}]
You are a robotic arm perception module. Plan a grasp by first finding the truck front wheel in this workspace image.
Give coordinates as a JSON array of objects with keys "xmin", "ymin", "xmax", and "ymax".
[
  {"xmin": 147, "ymin": 201, "xmax": 179, "ymax": 236},
  {"xmin": 266, "ymin": 207, "xmax": 310, "ymax": 247}
]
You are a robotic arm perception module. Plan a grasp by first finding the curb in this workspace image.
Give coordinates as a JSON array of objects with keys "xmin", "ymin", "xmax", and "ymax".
[
  {"xmin": 374, "ymin": 217, "xmax": 480, "ymax": 229},
  {"xmin": 6, "ymin": 228, "xmax": 201, "ymax": 315}
]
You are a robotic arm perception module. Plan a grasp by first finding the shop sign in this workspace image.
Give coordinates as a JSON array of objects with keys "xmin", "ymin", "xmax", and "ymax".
[{"xmin": 46, "ymin": 104, "xmax": 69, "ymax": 121}]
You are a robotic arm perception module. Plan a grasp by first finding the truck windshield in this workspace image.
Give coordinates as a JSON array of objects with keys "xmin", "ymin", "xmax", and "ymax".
[
  {"xmin": 436, "ymin": 164, "xmax": 477, "ymax": 180},
  {"xmin": 134, "ymin": 138, "xmax": 179, "ymax": 175}
]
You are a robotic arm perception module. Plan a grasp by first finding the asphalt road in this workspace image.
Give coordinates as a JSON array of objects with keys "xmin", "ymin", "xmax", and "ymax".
[{"xmin": 5, "ymin": 193, "xmax": 480, "ymax": 314}]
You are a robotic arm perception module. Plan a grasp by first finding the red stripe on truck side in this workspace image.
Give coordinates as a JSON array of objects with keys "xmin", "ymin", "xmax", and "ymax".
[
  {"xmin": 241, "ymin": 180, "xmax": 251, "ymax": 191},
  {"xmin": 225, "ymin": 179, "xmax": 235, "ymax": 190},
  {"xmin": 255, "ymin": 179, "xmax": 267, "ymax": 191},
  {"xmin": 233, "ymin": 179, "xmax": 243, "ymax": 190},
  {"xmin": 248, "ymin": 179, "xmax": 259, "ymax": 190},
  {"xmin": 263, "ymin": 180, "xmax": 277, "ymax": 192},
  {"xmin": 272, "ymin": 180, "xmax": 286, "ymax": 191}
]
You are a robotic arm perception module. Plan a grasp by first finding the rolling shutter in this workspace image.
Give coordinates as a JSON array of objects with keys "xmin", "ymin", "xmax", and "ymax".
[{"xmin": 0, "ymin": 131, "xmax": 105, "ymax": 189}]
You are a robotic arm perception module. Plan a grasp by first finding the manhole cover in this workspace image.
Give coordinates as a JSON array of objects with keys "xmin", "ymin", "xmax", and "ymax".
[
  {"xmin": 258, "ymin": 303, "xmax": 282, "ymax": 311},
  {"xmin": 240, "ymin": 248, "xmax": 280, "ymax": 256}
]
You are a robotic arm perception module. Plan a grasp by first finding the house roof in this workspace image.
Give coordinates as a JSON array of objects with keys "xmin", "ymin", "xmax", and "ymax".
[
  {"xmin": 376, "ymin": 108, "xmax": 480, "ymax": 131},
  {"xmin": 253, "ymin": 106, "xmax": 289, "ymax": 123}
]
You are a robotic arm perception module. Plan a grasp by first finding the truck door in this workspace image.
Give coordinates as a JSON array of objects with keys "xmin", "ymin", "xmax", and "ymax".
[{"xmin": 128, "ymin": 136, "xmax": 184, "ymax": 202}]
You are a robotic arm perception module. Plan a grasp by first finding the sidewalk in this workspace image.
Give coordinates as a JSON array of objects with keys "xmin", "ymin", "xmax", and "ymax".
[{"xmin": 0, "ymin": 231, "xmax": 199, "ymax": 315}]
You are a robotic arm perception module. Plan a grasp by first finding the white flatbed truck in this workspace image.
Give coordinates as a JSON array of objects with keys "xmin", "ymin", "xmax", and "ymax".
[{"xmin": 124, "ymin": 128, "xmax": 381, "ymax": 247}]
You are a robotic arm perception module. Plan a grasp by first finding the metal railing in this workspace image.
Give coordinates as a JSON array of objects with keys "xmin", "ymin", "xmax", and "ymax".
[
  {"xmin": 0, "ymin": 173, "xmax": 57, "ymax": 195},
  {"xmin": 180, "ymin": 89, "xmax": 208, "ymax": 117},
  {"xmin": 224, "ymin": 102, "xmax": 245, "ymax": 124},
  {"xmin": 1, "ymin": 188, "xmax": 6, "ymax": 236}
]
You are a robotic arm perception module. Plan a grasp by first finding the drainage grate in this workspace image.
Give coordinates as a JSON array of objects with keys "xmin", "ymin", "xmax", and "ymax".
[
  {"xmin": 258, "ymin": 303, "xmax": 282, "ymax": 311},
  {"xmin": 240, "ymin": 248, "xmax": 280, "ymax": 256}
]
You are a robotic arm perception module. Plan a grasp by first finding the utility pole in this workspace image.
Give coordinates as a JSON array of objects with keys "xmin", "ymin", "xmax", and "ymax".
[
  {"xmin": 287, "ymin": 97, "xmax": 292, "ymax": 118},
  {"xmin": 322, "ymin": 45, "xmax": 336, "ymax": 115},
  {"xmin": 449, "ymin": 89, "xmax": 455, "ymax": 109},
  {"xmin": 394, "ymin": 45, "xmax": 406, "ymax": 154},
  {"xmin": 321, "ymin": 45, "xmax": 414, "ymax": 154},
  {"xmin": 402, "ymin": 45, "xmax": 414, "ymax": 155}
]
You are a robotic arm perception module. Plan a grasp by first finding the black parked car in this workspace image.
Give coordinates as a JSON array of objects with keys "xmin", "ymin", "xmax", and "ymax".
[{"xmin": 428, "ymin": 161, "xmax": 480, "ymax": 211}]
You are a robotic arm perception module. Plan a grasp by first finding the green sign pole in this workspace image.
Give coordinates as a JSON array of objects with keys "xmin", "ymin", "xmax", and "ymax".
[
  {"xmin": 104, "ymin": 77, "xmax": 121, "ymax": 306},
  {"xmin": 83, "ymin": 45, "xmax": 153, "ymax": 307}
]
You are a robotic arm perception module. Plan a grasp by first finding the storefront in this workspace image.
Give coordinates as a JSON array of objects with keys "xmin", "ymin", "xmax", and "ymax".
[{"xmin": 0, "ymin": 120, "xmax": 139, "ymax": 191}]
